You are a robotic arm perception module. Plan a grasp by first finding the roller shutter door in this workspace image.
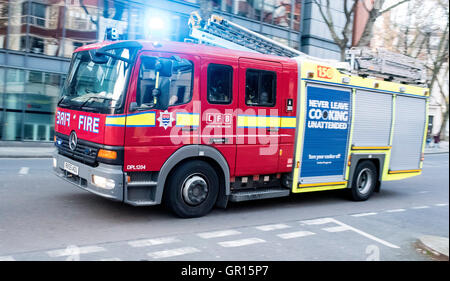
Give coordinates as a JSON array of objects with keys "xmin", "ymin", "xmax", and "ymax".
[
  {"xmin": 389, "ymin": 96, "xmax": 426, "ymax": 171},
  {"xmin": 352, "ymin": 90, "xmax": 393, "ymax": 147}
]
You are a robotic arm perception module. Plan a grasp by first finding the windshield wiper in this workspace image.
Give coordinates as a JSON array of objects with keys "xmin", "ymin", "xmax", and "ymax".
[
  {"xmin": 78, "ymin": 96, "xmax": 115, "ymax": 110},
  {"xmin": 57, "ymin": 95, "xmax": 72, "ymax": 108}
]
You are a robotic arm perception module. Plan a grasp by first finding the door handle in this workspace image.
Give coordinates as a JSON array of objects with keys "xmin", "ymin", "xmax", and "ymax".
[
  {"xmin": 266, "ymin": 127, "xmax": 279, "ymax": 132},
  {"xmin": 181, "ymin": 126, "xmax": 197, "ymax": 132},
  {"xmin": 209, "ymin": 138, "xmax": 228, "ymax": 144}
]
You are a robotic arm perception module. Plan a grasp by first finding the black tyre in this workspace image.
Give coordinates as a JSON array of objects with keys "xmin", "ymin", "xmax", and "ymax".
[
  {"xmin": 349, "ymin": 160, "xmax": 378, "ymax": 201},
  {"xmin": 165, "ymin": 160, "xmax": 219, "ymax": 218}
]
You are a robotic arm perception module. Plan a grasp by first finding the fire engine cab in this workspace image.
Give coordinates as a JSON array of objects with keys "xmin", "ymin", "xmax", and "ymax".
[{"xmin": 52, "ymin": 15, "xmax": 429, "ymax": 218}]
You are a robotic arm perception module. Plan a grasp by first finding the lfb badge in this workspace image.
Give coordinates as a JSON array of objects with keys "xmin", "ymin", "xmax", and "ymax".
[{"xmin": 157, "ymin": 110, "xmax": 174, "ymax": 130}]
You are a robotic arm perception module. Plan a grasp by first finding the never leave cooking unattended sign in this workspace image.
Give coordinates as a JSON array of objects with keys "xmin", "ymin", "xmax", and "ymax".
[{"xmin": 300, "ymin": 85, "xmax": 351, "ymax": 180}]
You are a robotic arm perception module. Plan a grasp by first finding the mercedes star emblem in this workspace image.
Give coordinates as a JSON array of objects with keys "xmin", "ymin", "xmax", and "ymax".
[{"xmin": 69, "ymin": 131, "xmax": 78, "ymax": 151}]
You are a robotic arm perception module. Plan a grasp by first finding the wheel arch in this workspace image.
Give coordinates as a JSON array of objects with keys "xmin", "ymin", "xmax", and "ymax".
[
  {"xmin": 348, "ymin": 154, "xmax": 385, "ymax": 191},
  {"xmin": 155, "ymin": 145, "xmax": 230, "ymax": 208}
]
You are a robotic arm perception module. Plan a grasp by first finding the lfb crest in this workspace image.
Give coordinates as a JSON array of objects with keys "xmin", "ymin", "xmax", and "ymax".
[{"xmin": 157, "ymin": 110, "xmax": 174, "ymax": 130}]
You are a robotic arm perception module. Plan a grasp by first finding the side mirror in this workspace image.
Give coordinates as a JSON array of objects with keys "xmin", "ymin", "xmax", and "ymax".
[
  {"xmin": 129, "ymin": 102, "xmax": 139, "ymax": 112},
  {"xmin": 155, "ymin": 58, "xmax": 173, "ymax": 77},
  {"xmin": 140, "ymin": 56, "xmax": 174, "ymax": 77}
]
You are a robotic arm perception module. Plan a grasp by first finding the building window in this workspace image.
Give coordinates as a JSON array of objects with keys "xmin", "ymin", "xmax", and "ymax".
[
  {"xmin": 20, "ymin": 36, "xmax": 44, "ymax": 54},
  {"xmin": 22, "ymin": 2, "xmax": 47, "ymax": 27},
  {"xmin": 245, "ymin": 69, "xmax": 276, "ymax": 107},
  {"xmin": 207, "ymin": 64, "xmax": 233, "ymax": 104}
]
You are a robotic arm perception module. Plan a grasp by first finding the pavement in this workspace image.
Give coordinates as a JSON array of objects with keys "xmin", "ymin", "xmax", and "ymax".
[
  {"xmin": 0, "ymin": 141, "xmax": 55, "ymax": 158},
  {"xmin": 417, "ymin": 235, "xmax": 449, "ymax": 260}
]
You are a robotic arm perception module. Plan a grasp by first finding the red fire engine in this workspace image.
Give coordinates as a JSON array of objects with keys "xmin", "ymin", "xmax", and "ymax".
[{"xmin": 53, "ymin": 15, "xmax": 428, "ymax": 218}]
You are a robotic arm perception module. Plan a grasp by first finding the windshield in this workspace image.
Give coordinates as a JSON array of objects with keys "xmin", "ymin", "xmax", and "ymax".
[{"xmin": 59, "ymin": 48, "xmax": 132, "ymax": 113}]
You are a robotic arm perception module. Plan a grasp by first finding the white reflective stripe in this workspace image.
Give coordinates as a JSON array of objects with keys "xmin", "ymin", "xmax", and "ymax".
[
  {"xmin": 99, "ymin": 257, "xmax": 122, "ymax": 261},
  {"xmin": 147, "ymin": 247, "xmax": 200, "ymax": 259},
  {"xmin": 277, "ymin": 231, "xmax": 316, "ymax": 239},
  {"xmin": 302, "ymin": 217, "xmax": 400, "ymax": 249},
  {"xmin": 128, "ymin": 237, "xmax": 179, "ymax": 247},
  {"xmin": 255, "ymin": 224, "xmax": 291, "ymax": 231},
  {"xmin": 218, "ymin": 238, "xmax": 265, "ymax": 248},
  {"xmin": 322, "ymin": 226, "xmax": 350, "ymax": 232},
  {"xmin": 19, "ymin": 167, "xmax": 29, "ymax": 175},
  {"xmin": 435, "ymin": 203, "xmax": 448, "ymax": 207},
  {"xmin": 411, "ymin": 206, "xmax": 430, "ymax": 209},
  {"xmin": 47, "ymin": 245, "xmax": 105, "ymax": 257},
  {"xmin": 351, "ymin": 212, "xmax": 378, "ymax": 217},
  {"xmin": 300, "ymin": 218, "xmax": 334, "ymax": 225},
  {"xmin": 197, "ymin": 230, "xmax": 241, "ymax": 239},
  {"xmin": 386, "ymin": 209, "xmax": 406, "ymax": 213}
]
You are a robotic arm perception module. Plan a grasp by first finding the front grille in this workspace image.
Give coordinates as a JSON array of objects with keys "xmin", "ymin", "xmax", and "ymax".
[{"xmin": 56, "ymin": 134, "xmax": 99, "ymax": 167}]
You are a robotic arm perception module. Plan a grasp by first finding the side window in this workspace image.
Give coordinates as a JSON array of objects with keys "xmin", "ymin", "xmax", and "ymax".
[
  {"xmin": 207, "ymin": 64, "xmax": 233, "ymax": 104},
  {"xmin": 245, "ymin": 69, "xmax": 276, "ymax": 107},
  {"xmin": 136, "ymin": 57, "xmax": 193, "ymax": 107}
]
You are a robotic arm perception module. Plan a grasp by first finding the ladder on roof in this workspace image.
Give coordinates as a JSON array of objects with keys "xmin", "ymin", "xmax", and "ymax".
[
  {"xmin": 346, "ymin": 47, "xmax": 427, "ymax": 85},
  {"xmin": 188, "ymin": 11, "xmax": 302, "ymax": 58},
  {"xmin": 187, "ymin": 12, "xmax": 350, "ymax": 70},
  {"xmin": 187, "ymin": 12, "xmax": 426, "ymax": 84}
]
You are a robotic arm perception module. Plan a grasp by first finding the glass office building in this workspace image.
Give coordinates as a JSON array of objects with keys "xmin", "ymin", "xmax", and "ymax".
[{"xmin": 0, "ymin": 0, "xmax": 345, "ymax": 142}]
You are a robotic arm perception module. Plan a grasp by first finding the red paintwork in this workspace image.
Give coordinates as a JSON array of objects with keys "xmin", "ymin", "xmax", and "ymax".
[
  {"xmin": 55, "ymin": 108, "xmax": 124, "ymax": 146},
  {"xmin": 57, "ymin": 40, "xmax": 299, "ymax": 177}
]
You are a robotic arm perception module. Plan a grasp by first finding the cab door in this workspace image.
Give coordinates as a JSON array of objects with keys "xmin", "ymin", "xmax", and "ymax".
[
  {"xmin": 235, "ymin": 58, "xmax": 282, "ymax": 176},
  {"xmin": 199, "ymin": 58, "xmax": 238, "ymax": 175},
  {"xmin": 123, "ymin": 51, "xmax": 201, "ymax": 172}
]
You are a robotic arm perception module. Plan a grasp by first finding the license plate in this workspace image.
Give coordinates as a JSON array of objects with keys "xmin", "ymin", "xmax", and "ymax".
[{"xmin": 64, "ymin": 161, "xmax": 79, "ymax": 176}]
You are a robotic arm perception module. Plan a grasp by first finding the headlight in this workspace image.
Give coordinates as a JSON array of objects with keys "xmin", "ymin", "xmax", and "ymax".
[
  {"xmin": 53, "ymin": 158, "xmax": 57, "ymax": 168},
  {"xmin": 92, "ymin": 175, "xmax": 115, "ymax": 190}
]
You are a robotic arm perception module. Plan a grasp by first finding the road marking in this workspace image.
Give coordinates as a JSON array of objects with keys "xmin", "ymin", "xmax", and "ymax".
[
  {"xmin": 322, "ymin": 225, "xmax": 350, "ymax": 233},
  {"xmin": 255, "ymin": 224, "xmax": 291, "ymax": 231},
  {"xmin": 18, "ymin": 167, "xmax": 29, "ymax": 175},
  {"xmin": 411, "ymin": 206, "xmax": 430, "ymax": 209},
  {"xmin": 435, "ymin": 203, "xmax": 448, "ymax": 207},
  {"xmin": 99, "ymin": 257, "xmax": 122, "ymax": 261},
  {"xmin": 47, "ymin": 245, "xmax": 106, "ymax": 257},
  {"xmin": 301, "ymin": 217, "xmax": 399, "ymax": 249},
  {"xmin": 386, "ymin": 209, "xmax": 406, "ymax": 213},
  {"xmin": 197, "ymin": 229, "xmax": 241, "ymax": 239},
  {"xmin": 351, "ymin": 212, "xmax": 378, "ymax": 217},
  {"xmin": 147, "ymin": 247, "xmax": 200, "ymax": 259},
  {"xmin": 218, "ymin": 238, "xmax": 266, "ymax": 248},
  {"xmin": 128, "ymin": 237, "xmax": 179, "ymax": 247},
  {"xmin": 277, "ymin": 231, "xmax": 316, "ymax": 239},
  {"xmin": 0, "ymin": 256, "xmax": 15, "ymax": 261},
  {"xmin": 300, "ymin": 218, "xmax": 334, "ymax": 226}
]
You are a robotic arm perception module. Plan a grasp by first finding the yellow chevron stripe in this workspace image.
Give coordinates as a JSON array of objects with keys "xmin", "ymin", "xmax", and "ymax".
[
  {"xmin": 237, "ymin": 115, "xmax": 296, "ymax": 128},
  {"xmin": 176, "ymin": 113, "xmax": 200, "ymax": 127},
  {"xmin": 126, "ymin": 112, "xmax": 156, "ymax": 127},
  {"xmin": 105, "ymin": 116, "xmax": 126, "ymax": 126}
]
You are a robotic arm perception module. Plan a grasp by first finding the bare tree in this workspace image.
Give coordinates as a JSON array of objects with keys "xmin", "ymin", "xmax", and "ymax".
[
  {"xmin": 357, "ymin": 0, "xmax": 411, "ymax": 47},
  {"xmin": 312, "ymin": 0, "xmax": 410, "ymax": 60},
  {"xmin": 377, "ymin": 0, "xmax": 449, "ymax": 139}
]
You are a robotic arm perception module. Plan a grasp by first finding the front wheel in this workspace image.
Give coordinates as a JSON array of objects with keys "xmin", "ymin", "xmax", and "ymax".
[
  {"xmin": 164, "ymin": 160, "xmax": 219, "ymax": 218},
  {"xmin": 349, "ymin": 160, "xmax": 378, "ymax": 201}
]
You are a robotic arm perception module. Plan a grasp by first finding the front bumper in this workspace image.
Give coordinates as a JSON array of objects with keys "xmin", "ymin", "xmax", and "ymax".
[{"xmin": 53, "ymin": 153, "xmax": 125, "ymax": 202}]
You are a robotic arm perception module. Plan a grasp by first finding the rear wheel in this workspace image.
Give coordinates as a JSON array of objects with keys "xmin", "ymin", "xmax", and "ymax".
[
  {"xmin": 349, "ymin": 160, "xmax": 378, "ymax": 201},
  {"xmin": 165, "ymin": 160, "xmax": 219, "ymax": 218}
]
